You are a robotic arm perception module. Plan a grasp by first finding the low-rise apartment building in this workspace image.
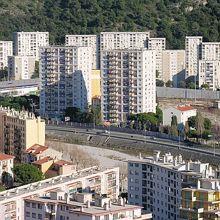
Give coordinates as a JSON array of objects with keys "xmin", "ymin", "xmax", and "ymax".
[
  {"xmin": 101, "ymin": 49, "xmax": 156, "ymax": 123},
  {"xmin": 128, "ymin": 151, "xmax": 216, "ymax": 220},
  {"xmin": 24, "ymin": 191, "xmax": 152, "ymax": 220},
  {"xmin": 0, "ymin": 153, "xmax": 14, "ymax": 181},
  {"xmin": 8, "ymin": 55, "xmax": 36, "ymax": 80},
  {"xmin": 0, "ymin": 41, "xmax": 13, "ymax": 69},
  {"xmin": 40, "ymin": 46, "xmax": 93, "ymax": 118},
  {"xmin": 0, "ymin": 166, "xmax": 119, "ymax": 220},
  {"xmin": 0, "ymin": 107, "xmax": 45, "ymax": 161},
  {"xmin": 163, "ymin": 105, "xmax": 197, "ymax": 126},
  {"xmin": 22, "ymin": 144, "xmax": 62, "ymax": 164},
  {"xmin": 13, "ymin": 32, "xmax": 49, "ymax": 60}
]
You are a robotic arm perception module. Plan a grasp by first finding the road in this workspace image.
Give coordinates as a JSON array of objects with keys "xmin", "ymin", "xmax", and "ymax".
[{"xmin": 46, "ymin": 125, "xmax": 220, "ymax": 158}]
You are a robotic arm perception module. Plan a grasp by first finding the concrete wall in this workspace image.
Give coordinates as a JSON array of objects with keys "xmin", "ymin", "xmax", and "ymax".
[{"xmin": 156, "ymin": 87, "xmax": 220, "ymax": 100}]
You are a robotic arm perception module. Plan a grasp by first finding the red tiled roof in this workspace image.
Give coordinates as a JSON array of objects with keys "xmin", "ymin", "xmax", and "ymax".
[
  {"xmin": 54, "ymin": 160, "xmax": 74, "ymax": 166},
  {"xmin": 176, "ymin": 105, "xmax": 195, "ymax": 112},
  {"xmin": 0, "ymin": 153, "xmax": 14, "ymax": 161},
  {"xmin": 25, "ymin": 144, "xmax": 48, "ymax": 155},
  {"xmin": 32, "ymin": 157, "xmax": 52, "ymax": 165}
]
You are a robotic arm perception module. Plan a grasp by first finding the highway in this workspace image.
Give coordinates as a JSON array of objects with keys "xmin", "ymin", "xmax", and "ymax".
[{"xmin": 46, "ymin": 125, "xmax": 220, "ymax": 158}]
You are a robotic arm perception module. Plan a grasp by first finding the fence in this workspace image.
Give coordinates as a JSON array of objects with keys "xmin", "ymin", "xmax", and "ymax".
[{"xmin": 156, "ymin": 87, "xmax": 220, "ymax": 100}]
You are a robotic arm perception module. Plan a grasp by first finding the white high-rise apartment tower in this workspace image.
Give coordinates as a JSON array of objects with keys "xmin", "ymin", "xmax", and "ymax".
[
  {"xmin": 100, "ymin": 32, "xmax": 150, "ymax": 51},
  {"xmin": 201, "ymin": 42, "xmax": 220, "ymax": 61},
  {"xmin": 65, "ymin": 35, "xmax": 99, "ymax": 69},
  {"xmin": 101, "ymin": 49, "xmax": 156, "ymax": 123},
  {"xmin": 0, "ymin": 41, "xmax": 13, "ymax": 69},
  {"xmin": 185, "ymin": 36, "xmax": 203, "ymax": 78},
  {"xmin": 147, "ymin": 38, "xmax": 166, "ymax": 80},
  {"xmin": 199, "ymin": 60, "xmax": 220, "ymax": 90},
  {"xmin": 198, "ymin": 42, "xmax": 220, "ymax": 90},
  {"xmin": 13, "ymin": 32, "xmax": 49, "ymax": 60},
  {"xmin": 8, "ymin": 56, "xmax": 35, "ymax": 80},
  {"xmin": 40, "ymin": 46, "xmax": 93, "ymax": 118},
  {"xmin": 162, "ymin": 50, "xmax": 185, "ymax": 87}
]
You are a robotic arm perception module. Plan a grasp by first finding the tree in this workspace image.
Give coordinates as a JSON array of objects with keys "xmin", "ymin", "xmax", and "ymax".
[
  {"xmin": 0, "ymin": 67, "xmax": 8, "ymax": 81},
  {"xmin": 1, "ymin": 171, "xmax": 13, "ymax": 188},
  {"xmin": 156, "ymin": 79, "xmax": 164, "ymax": 87},
  {"xmin": 31, "ymin": 61, "xmax": 39, "ymax": 79},
  {"xmin": 204, "ymin": 118, "xmax": 212, "ymax": 130},
  {"xmin": 165, "ymin": 80, "xmax": 173, "ymax": 87},
  {"xmin": 184, "ymin": 121, "xmax": 190, "ymax": 139},
  {"xmin": 178, "ymin": 80, "xmax": 186, "ymax": 88},
  {"xmin": 156, "ymin": 106, "xmax": 163, "ymax": 124},
  {"xmin": 13, "ymin": 164, "xmax": 44, "ymax": 185},
  {"xmin": 195, "ymin": 112, "xmax": 204, "ymax": 140},
  {"xmin": 201, "ymin": 83, "xmax": 209, "ymax": 90},
  {"xmin": 170, "ymin": 115, "xmax": 178, "ymax": 136},
  {"xmin": 188, "ymin": 116, "xmax": 196, "ymax": 128},
  {"xmin": 65, "ymin": 107, "xmax": 82, "ymax": 122}
]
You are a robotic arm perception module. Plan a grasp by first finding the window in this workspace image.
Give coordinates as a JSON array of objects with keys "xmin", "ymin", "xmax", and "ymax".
[
  {"xmin": 32, "ymin": 203, "xmax": 36, "ymax": 208},
  {"xmin": 38, "ymin": 214, "xmax": 42, "ymax": 219},
  {"xmin": 95, "ymin": 217, "xmax": 100, "ymax": 220},
  {"xmin": 104, "ymin": 215, "xmax": 109, "ymax": 220},
  {"xmin": 32, "ymin": 213, "xmax": 36, "ymax": 219},
  {"xmin": 25, "ymin": 212, "xmax": 30, "ymax": 217},
  {"xmin": 38, "ymin": 204, "xmax": 42, "ymax": 209}
]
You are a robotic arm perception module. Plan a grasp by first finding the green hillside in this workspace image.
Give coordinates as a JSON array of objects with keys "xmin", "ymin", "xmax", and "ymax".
[{"xmin": 0, "ymin": 0, "xmax": 219, "ymax": 49}]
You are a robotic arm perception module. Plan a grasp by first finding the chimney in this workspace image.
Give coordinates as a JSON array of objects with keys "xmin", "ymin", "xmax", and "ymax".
[
  {"xmin": 153, "ymin": 151, "xmax": 160, "ymax": 162},
  {"xmin": 123, "ymin": 198, "xmax": 126, "ymax": 207},
  {"xmin": 109, "ymin": 200, "xmax": 112, "ymax": 208},
  {"xmin": 65, "ymin": 193, "xmax": 69, "ymax": 204},
  {"xmin": 197, "ymin": 180, "xmax": 201, "ymax": 189},
  {"xmin": 118, "ymin": 197, "xmax": 123, "ymax": 206},
  {"xmin": 104, "ymin": 202, "xmax": 109, "ymax": 211},
  {"xmin": 86, "ymin": 200, "xmax": 90, "ymax": 208},
  {"xmin": 139, "ymin": 153, "xmax": 142, "ymax": 160}
]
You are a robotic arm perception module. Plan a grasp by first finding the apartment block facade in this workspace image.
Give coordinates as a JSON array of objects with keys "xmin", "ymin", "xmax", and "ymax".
[
  {"xmin": 0, "ymin": 41, "xmax": 13, "ymax": 69},
  {"xmin": 162, "ymin": 50, "xmax": 185, "ymax": 87},
  {"xmin": 199, "ymin": 60, "xmax": 220, "ymax": 90},
  {"xmin": 201, "ymin": 42, "xmax": 220, "ymax": 61},
  {"xmin": 100, "ymin": 32, "xmax": 150, "ymax": 51},
  {"xmin": 65, "ymin": 34, "xmax": 99, "ymax": 69},
  {"xmin": 180, "ymin": 179, "xmax": 220, "ymax": 220},
  {"xmin": 40, "ymin": 46, "xmax": 93, "ymax": 118},
  {"xmin": 0, "ymin": 107, "xmax": 45, "ymax": 161},
  {"xmin": 0, "ymin": 167, "xmax": 119, "ymax": 220},
  {"xmin": 13, "ymin": 32, "xmax": 49, "ymax": 60},
  {"xmin": 101, "ymin": 49, "xmax": 156, "ymax": 123},
  {"xmin": 185, "ymin": 36, "xmax": 203, "ymax": 78},
  {"xmin": 8, "ymin": 55, "xmax": 35, "ymax": 80},
  {"xmin": 128, "ymin": 151, "xmax": 216, "ymax": 220},
  {"xmin": 147, "ymin": 38, "xmax": 166, "ymax": 80},
  {"xmin": 24, "ymin": 191, "xmax": 152, "ymax": 220}
]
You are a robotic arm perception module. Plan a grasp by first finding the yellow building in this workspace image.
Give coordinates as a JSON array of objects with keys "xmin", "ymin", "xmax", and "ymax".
[
  {"xmin": 0, "ymin": 106, "xmax": 45, "ymax": 161},
  {"xmin": 180, "ymin": 179, "xmax": 220, "ymax": 220},
  {"xmin": 91, "ymin": 69, "xmax": 101, "ymax": 98}
]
